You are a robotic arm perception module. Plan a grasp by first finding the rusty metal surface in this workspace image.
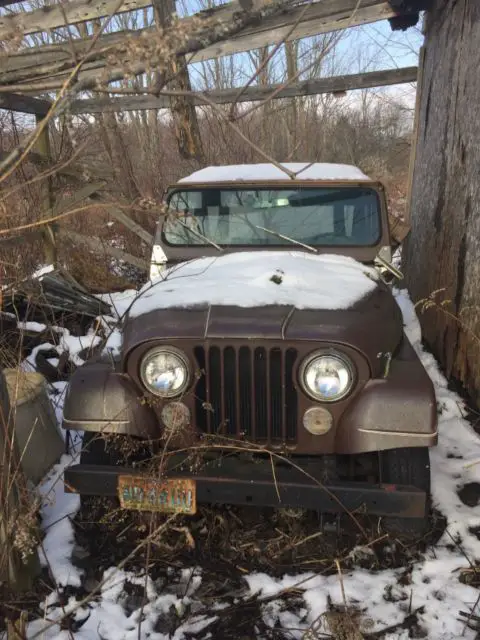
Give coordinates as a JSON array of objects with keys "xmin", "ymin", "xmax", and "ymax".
[
  {"xmin": 125, "ymin": 338, "xmax": 371, "ymax": 453},
  {"xmin": 64, "ymin": 332, "xmax": 437, "ymax": 452},
  {"xmin": 122, "ymin": 284, "xmax": 403, "ymax": 379},
  {"xmin": 62, "ymin": 362, "xmax": 158, "ymax": 437},
  {"xmin": 65, "ymin": 461, "xmax": 426, "ymax": 518}
]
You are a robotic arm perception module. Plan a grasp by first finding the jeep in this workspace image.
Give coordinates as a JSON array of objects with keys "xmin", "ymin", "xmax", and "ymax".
[{"xmin": 63, "ymin": 163, "xmax": 437, "ymax": 533}]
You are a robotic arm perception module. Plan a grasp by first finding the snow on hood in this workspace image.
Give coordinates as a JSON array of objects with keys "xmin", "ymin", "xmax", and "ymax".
[
  {"xmin": 128, "ymin": 252, "xmax": 379, "ymax": 318},
  {"xmin": 178, "ymin": 163, "xmax": 371, "ymax": 183}
]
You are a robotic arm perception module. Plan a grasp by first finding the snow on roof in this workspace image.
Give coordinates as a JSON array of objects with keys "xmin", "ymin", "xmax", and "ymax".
[
  {"xmin": 177, "ymin": 163, "xmax": 372, "ymax": 184},
  {"xmin": 128, "ymin": 251, "xmax": 378, "ymax": 317}
]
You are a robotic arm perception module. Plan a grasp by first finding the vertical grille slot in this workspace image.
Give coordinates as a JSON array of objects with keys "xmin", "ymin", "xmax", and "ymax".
[
  {"xmin": 270, "ymin": 348, "xmax": 283, "ymax": 440},
  {"xmin": 285, "ymin": 348, "xmax": 298, "ymax": 441},
  {"xmin": 223, "ymin": 347, "xmax": 237, "ymax": 435},
  {"xmin": 239, "ymin": 346, "xmax": 252, "ymax": 438},
  {"xmin": 193, "ymin": 346, "xmax": 207, "ymax": 432},
  {"xmin": 208, "ymin": 347, "xmax": 222, "ymax": 433},
  {"xmin": 194, "ymin": 344, "xmax": 298, "ymax": 443},
  {"xmin": 254, "ymin": 347, "xmax": 268, "ymax": 439}
]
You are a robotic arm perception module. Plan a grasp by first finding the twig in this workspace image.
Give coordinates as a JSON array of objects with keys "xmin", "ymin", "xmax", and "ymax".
[
  {"xmin": 270, "ymin": 453, "xmax": 281, "ymax": 502},
  {"xmin": 234, "ymin": 0, "xmax": 362, "ymax": 122},
  {"xmin": 0, "ymin": 0, "xmax": 125, "ymax": 183},
  {"xmin": 228, "ymin": 0, "xmax": 315, "ymax": 119},
  {"xmin": 461, "ymin": 591, "xmax": 480, "ymax": 635},
  {"xmin": 0, "ymin": 201, "xmax": 162, "ymax": 237},
  {"xmin": 29, "ymin": 513, "xmax": 179, "ymax": 640},
  {"xmin": 363, "ymin": 606, "xmax": 425, "ymax": 639},
  {"xmin": 0, "ymin": 141, "xmax": 89, "ymax": 208},
  {"xmin": 154, "ymin": 88, "xmax": 296, "ymax": 178},
  {"xmin": 335, "ymin": 558, "xmax": 348, "ymax": 610},
  {"xmin": 137, "ymin": 513, "xmax": 154, "ymax": 640},
  {"xmin": 166, "ymin": 438, "xmax": 369, "ymax": 539}
]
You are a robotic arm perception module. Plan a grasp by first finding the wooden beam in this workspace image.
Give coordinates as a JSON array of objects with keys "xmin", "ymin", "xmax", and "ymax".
[
  {"xmin": 53, "ymin": 182, "xmax": 107, "ymax": 214},
  {"xmin": 34, "ymin": 115, "xmax": 57, "ymax": 266},
  {"xmin": 0, "ymin": 149, "xmax": 112, "ymax": 182},
  {"xmin": 0, "ymin": 0, "xmax": 25, "ymax": 6},
  {"xmin": 405, "ymin": 46, "xmax": 424, "ymax": 226},
  {"xmin": 191, "ymin": 0, "xmax": 399, "ymax": 64},
  {"xmin": 0, "ymin": 0, "xmax": 152, "ymax": 39},
  {"xmin": 1, "ymin": 0, "xmax": 408, "ymax": 90},
  {"xmin": 104, "ymin": 207, "xmax": 154, "ymax": 246},
  {"xmin": 69, "ymin": 66, "xmax": 418, "ymax": 114},
  {"xmin": 57, "ymin": 228, "xmax": 149, "ymax": 271},
  {"xmin": 153, "ymin": 0, "xmax": 204, "ymax": 161},
  {"xmin": 0, "ymin": 0, "xmax": 246, "ymax": 42},
  {"xmin": 0, "ymin": 93, "xmax": 51, "ymax": 116}
]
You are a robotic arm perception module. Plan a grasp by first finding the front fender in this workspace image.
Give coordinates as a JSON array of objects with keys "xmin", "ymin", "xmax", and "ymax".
[
  {"xmin": 62, "ymin": 362, "xmax": 158, "ymax": 437},
  {"xmin": 337, "ymin": 336, "xmax": 438, "ymax": 453}
]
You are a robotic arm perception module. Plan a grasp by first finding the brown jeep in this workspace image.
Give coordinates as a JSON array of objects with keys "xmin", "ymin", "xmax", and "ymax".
[{"xmin": 63, "ymin": 163, "xmax": 437, "ymax": 532}]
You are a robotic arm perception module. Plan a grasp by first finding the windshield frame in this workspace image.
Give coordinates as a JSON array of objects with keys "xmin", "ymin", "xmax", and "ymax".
[
  {"xmin": 155, "ymin": 180, "xmax": 390, "ymax": 265},
  {"xmin": 161, "ymin": 184, "xmax": 383, "ymax": 251}
]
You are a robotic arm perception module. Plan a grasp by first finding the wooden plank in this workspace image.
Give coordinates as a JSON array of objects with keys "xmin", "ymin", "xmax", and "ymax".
[
  {"xmin": 0, "ymin": 369, "xmax": 40, "ymax": 591},
  {"xmin": 0, "ymin": 149, "xmax": 112, "ymax": 182},
  {"xmin": 0, "ymin": 0, "xmax": 243, "ymax": 41},
  {"xmin": 153, "ymin": 0, "xmax": 204, "ymax": 160},
  {"xmin": 0, "ymin": 92, "xmax": 51, "ymax": 116},
  {"xmin": 34, "ymin": 115, "xmax": 56, "ymax": 265},
  {"xmin": 190, "ymin": 0, "xmax": 398, "ymax": 63},
  {"xmin": 0, "ymin": 0, "xmax": 151, "ymax": 39},
  {"xmin": 1, "ymin": 0, "xmax": 404, "ymax": 88},
  {"xmin": 404, "ymin": 46, "xmax": 424, "ymax": 226},
  {"xmin": 69, "ymin": 66, "xmax": 418, "ymax": 113},
  {"xmin": 105, "ymin": 207, "xmax": 154, "ymax": 246},
  {"xmin": 61, "ymin": 184, "xmax": 155, "ymax": 245},
  {"xmin": 53, "ymin": 181, "xmax": 106, "ymax": 214},
  {"xmin": 57, "ymin": 228, "xmax": 149, "ymax": 271}
]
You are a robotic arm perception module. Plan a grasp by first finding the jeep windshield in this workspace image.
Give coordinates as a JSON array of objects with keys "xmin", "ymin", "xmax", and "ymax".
[{"xmin": 163, "ymin": 186, "xmax": 381, "ymax": 248}]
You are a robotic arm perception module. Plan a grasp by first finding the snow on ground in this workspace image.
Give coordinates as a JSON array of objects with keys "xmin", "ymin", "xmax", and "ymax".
[
  {"xmin": 27, "ymin": 285, "xmax": 480, "ymax": 640},
  {"xmin": 20, "ymin": 327, "xmax": 102, "ymax": 373},
  {"xmin": 178, "ymin": 163, "xmax": 372, "ymax": 183},
  {"xmin": 129, "ymin": 252, "xmax": 379, "ymax": 316}
]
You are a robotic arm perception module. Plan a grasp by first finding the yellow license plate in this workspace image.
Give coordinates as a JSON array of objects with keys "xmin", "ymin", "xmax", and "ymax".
[{"xmin": 118, "ymin": 476, "xmax": 196, "ymax": 514}]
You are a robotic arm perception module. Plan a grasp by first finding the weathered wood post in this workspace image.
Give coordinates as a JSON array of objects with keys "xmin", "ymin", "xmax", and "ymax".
[
  {"xmin": 402, "ymin": 0, "xmax": 480, "ymax": 405},
  {"xmin": 0, "ymin": 368, "xmax": 40, "ymax": 591},
  {"xmin": 34, "ymin": 114, "xmax": 57, "ymax": 266},
  {"xmin": 152, "ymin": 0, "xmax": 204, "ymax": 161}
]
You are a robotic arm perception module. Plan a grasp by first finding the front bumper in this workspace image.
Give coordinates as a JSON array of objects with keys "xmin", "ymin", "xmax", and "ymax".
[{"xmin": 64, "ymin": 457, "xmax": 426, "ymax": 519}]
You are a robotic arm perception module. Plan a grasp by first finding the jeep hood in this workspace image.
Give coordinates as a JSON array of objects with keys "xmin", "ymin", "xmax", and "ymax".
[{"xmin": 123, "ymin": 252, "xmax": 403, "ymax": 374}]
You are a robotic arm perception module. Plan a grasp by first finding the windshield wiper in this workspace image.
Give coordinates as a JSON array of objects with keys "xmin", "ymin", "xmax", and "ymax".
[
  {"xmin": 253, "ymin": 225, "xmax": 318, "ymax": 253},
  {"xmin": 172, "ymin": 216, "xmax": 223, "ymax": 252}
]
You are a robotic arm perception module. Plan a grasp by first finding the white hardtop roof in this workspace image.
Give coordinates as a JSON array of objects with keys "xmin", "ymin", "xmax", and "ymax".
[{"xmin": 177, "ymin": 163, "xmax": 372, "ymax": 184}]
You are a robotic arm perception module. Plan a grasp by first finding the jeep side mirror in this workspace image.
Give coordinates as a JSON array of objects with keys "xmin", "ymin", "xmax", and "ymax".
[{"xmin": 374, "ymin": 253, "xmax": 404, "ymax": 283}]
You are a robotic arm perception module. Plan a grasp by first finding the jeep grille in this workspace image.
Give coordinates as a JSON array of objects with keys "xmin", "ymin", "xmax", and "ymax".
[{"xmin": 193, "ymin": 345, "xmax": 298, "ymax": 444}]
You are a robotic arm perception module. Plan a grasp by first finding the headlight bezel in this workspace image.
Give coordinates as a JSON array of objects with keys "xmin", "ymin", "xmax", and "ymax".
[
  {"xmin": 299, "ymin": 349, "xmax": 356, "ymax": 403},
  {"xmin": 139, "ymin": 346, "xmax": 191, "ymax": 398}
]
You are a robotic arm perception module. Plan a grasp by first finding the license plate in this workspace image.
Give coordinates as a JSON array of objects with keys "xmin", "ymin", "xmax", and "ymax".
[{"xmin": 118, "ymin": 475, "xmax": 196, "ymax": 514}]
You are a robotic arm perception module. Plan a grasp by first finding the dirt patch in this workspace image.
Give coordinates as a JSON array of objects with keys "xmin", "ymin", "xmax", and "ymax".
[{"xmin": 458, "ymin": 482, "xmax": 480, "ymax": 507}]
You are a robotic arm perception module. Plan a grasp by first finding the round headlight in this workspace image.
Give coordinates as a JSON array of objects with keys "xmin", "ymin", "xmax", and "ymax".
[
  {"xmin": 300, "ymin": 351, "xmax": 355, "ymax": 402},
  {"xmin": 140, "ymin": 347, "xmax": 190, "ymax": 398}
]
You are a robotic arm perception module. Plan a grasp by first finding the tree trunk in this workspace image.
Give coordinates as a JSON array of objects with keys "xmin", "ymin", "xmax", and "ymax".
[
  {"xmin": 285, "ymin": 41, "xmax": 298, "ymax": 159},
  {"xmin": 152, "ymin": 0, "xmax": 204, "ymax": 162},
  {"xmin": 403, "ymin": 0, "xmax": 480, "ymax": 405}
]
